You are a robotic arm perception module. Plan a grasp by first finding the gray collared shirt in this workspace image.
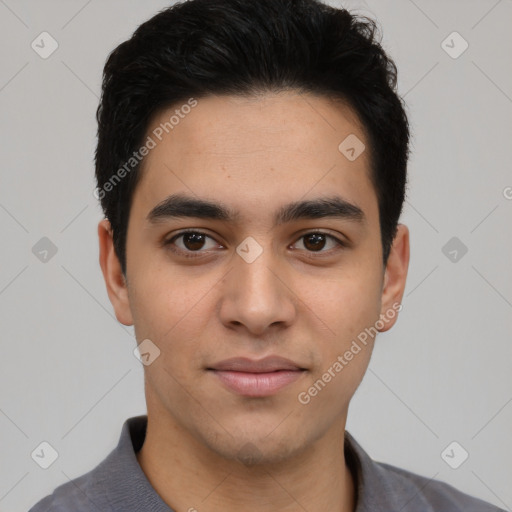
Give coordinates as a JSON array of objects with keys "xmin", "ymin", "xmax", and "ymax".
[{"xmin": 28, "ymin": 415, "xmax": 505, "ymax": 511}]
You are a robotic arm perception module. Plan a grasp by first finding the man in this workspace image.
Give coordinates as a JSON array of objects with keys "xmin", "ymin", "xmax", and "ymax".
[{"xmin": 29, "ymin": 0, "xmax": 505, "ymax": 510}]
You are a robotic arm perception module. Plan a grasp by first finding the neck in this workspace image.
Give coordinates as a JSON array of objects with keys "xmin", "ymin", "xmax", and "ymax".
[{"xmin": 136, "ymin": 412, "xmax": 356, "ymax": 512}]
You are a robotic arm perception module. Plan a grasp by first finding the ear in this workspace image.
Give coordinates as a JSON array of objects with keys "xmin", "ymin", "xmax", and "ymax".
[
  {"xmin": 378, "ymin": 223, "xmax": 410, "ymax": 332},
  {"xmin": 98, "ymin": 219, "xmax": 134, "ymax": 326}
]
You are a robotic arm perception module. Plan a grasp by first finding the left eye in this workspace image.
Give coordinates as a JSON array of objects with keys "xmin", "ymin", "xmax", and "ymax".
[{"xmin": 292, "ymin": 232, "xmax": 344, "ymax": 252}]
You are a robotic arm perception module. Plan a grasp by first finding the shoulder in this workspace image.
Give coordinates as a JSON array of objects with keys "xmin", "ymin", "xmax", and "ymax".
[
  {"xmin": 344, "ymin": 431, "xmax": 505, "ymax": 512},
  {"xmin": 28, "ymin": 415, "xmax": 155, "ymax": 512},
  {"xmin": 377, "ymin": 460, "xmax": 506, "ymax": 512},
  {"xmin": 28, "ymin": 470, "xmax": 103, "ymax": 512}
]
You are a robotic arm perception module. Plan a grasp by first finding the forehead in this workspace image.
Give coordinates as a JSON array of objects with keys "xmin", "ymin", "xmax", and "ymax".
[{"xmin": 133, "ymin": 92, "xmax": 378, "ymax": 226}]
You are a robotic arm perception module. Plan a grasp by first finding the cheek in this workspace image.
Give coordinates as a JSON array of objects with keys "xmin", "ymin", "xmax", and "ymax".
[
  {"xmin": 128, "ymin": 273, "xmax": 215, "ymax": 387},
  {"xmin": 303, "ymin": 265, "xmax": 382, "ymax": 393},
  {"xmin": 312, "ymin": 266, "xmax": 382, "ymax": 334},
  {"xmin": 129, "ymin": 266, "xmax": 212, "ymax": 337},
  {"xmin": 301, "ymin": 291, "xmax": 379, "ymax": 411}
]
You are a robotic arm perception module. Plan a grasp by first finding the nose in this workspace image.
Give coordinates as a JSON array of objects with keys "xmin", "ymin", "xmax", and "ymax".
[{"xmin": 218, "ymin": 242, "xmax": 297, "ymax": 337}]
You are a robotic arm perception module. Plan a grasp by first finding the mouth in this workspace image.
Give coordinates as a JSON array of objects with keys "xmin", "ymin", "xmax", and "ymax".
[{"xmin": 207, "ymin": 356, "xmax": 307, "ymax": 397}]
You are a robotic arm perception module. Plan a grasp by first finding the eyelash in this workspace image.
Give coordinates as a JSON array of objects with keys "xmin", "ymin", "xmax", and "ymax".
[{"xmin": 163, "ymin": 229, "xmax": 347, "ymax": 259}]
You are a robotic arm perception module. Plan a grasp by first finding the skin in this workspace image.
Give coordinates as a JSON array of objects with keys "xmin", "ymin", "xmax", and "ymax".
[{"xmin": 98, "ymin": 91, "xmax": 409, "ymax": 512}]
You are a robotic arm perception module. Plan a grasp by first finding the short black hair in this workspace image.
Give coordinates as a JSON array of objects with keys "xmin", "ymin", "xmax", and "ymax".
[{"xmin": 95, "ymin": 0, "xmax": 410, "ymax": 276}]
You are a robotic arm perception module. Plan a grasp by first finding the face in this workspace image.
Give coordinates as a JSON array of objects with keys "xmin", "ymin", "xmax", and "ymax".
[{"xmin": 99, "ymin": 92, "xmax": 409, "ymax": 464}]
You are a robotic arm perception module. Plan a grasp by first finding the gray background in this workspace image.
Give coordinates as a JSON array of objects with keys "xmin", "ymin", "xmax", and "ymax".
[{"xmin": 0, "ymin": 0, "xmax": 511, "ymax": 511}]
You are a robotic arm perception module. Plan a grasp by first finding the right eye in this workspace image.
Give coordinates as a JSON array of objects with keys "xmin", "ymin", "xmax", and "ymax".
[{"xmin": 164, "ymin": 230, "xmax": 223, "ymax": 258}]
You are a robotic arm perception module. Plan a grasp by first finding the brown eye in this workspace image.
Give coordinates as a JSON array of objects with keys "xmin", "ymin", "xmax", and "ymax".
[
  {"xmin": 165, "ymin": 230, "xmax": 219, "ymax": 258},
  {"xmin": 303, "ymin": 233, "xmax": 327, "ymax": 251},
  {"xmin": 293, "ymin": 232, "xmax": 345, "ymax": 253},
  {"xmin": 180, "ymin": 232, "xmax": 207, "ymax": 251}
]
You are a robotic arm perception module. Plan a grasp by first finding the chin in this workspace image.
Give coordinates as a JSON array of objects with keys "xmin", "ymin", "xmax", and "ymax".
[
  {"xmin": 197, "ymin": 420, "xmax": 314, "ymax": 467},
  {"xmin": 212, "ymin": 438, "xmax": 300, "ymax": 467}
]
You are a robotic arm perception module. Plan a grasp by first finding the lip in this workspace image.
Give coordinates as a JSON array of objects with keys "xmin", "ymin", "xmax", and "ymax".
[
  {"xmin": 207, "ymin": 356, "xmax": 307, "ymax": 397},
  {"xmin": 209, "ymin": 356, "xmax": 306, "ymax": 373}
]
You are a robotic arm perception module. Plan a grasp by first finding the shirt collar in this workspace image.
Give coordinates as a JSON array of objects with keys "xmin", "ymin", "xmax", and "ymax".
[
  {"xmin": 91, "ymin": 415, "xmax": 433, "ymax": 512},
  {"xmin": 93, "ymin": 415, "xmax": 173, "ymax": 511},
  {"xmin": 344, "ymin": 430, "xmax": 435, "ymax": 511}
]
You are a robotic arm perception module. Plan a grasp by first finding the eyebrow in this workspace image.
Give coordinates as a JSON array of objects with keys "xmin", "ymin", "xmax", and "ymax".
[{"xmin": 146, "ymin": 193, "xmax": 365, "ymax": 226}]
